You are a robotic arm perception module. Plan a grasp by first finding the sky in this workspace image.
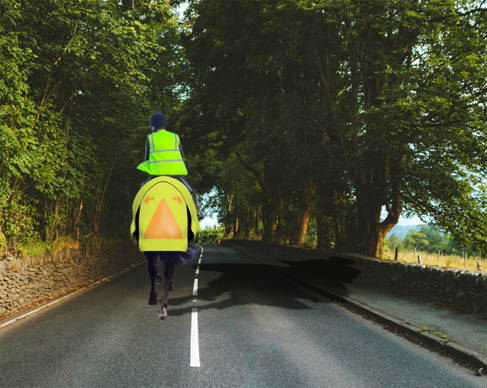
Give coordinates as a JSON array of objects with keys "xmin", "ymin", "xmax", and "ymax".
[
  {"xmin": 199, "ymin": 208, "xmax": 424, "ymax": 230},
  {"xmin": 176, "ymin": 2, "xmax": 188, "ymax": 19},
  {"xmin": 396, "ymin": 214, "xmax": 424, "ymax": 225},
  {"xmin": 200, "ymin": 215, "xmax": 219, "ymax": 229}
]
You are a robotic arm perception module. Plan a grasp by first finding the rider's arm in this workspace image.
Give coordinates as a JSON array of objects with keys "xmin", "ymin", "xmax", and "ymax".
[
  {"xmin": 145, "ymin": 138, "xmax": 150, "ymax": 161},
  {"xmin": 178, "ymin": 138, "xmax": 185, "ymax": 162}
]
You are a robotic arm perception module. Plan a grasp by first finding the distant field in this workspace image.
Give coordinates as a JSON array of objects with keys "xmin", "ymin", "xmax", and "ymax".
[
  {"xmin": 382, "ymin": 248, "xmax": 486, "ymax": 272},
  {"xmin": 386, "ymin": 224, "xmax": 427, "ymax": 240}
]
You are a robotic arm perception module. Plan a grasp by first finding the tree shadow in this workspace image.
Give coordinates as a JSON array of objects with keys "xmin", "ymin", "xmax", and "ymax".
[
  {"xmin": 280, "ymin": 256, "xmax": 361, "ymax": 293},
  {"xmin": 164, "ymin": 258, "xmax": 361, "ymax": 317}
]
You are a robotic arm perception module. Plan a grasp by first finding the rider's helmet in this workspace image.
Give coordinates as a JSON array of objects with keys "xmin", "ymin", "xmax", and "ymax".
[{"xmin": 150, "ymin": 112, "xmax": 166, "ymax": 131}]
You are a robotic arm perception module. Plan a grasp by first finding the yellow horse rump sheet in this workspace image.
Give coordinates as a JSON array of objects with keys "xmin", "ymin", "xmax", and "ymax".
[{"xmin": 130, "ymin": 176, "xmax": 200, "ymax": 252}]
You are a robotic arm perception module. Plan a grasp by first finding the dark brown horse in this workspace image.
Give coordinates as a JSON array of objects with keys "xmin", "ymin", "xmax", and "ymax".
[
  {"xmin": 145, "ymin": 246, "xmax": 201, "ymax": 319},
  {"xmin": 130, "ymin": 176, "xmax": 201, "ymax": 320}
]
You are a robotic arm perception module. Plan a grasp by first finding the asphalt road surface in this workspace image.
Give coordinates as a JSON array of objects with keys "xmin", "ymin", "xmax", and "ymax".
[{"xmin": 0, "ymin": 246, "xmax": 484, "ymax": 387}]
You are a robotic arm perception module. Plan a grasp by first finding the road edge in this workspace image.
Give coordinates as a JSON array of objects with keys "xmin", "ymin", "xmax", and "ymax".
[
  {"xmin": 281, "ymin": 270, "xmax": 487, "ymax": 372},
  {"xmin": 227, "ymin": 243, "xmax": 487, "ymax": 375},
  {"xmin": 0, "ymin": 260, "xmax": 145, "ymax": 330}
]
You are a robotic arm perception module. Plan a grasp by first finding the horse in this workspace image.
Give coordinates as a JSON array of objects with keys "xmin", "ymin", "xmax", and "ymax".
[{"xmin": 130, "ymin": 176, "xmax": 200, "ymax": 319}]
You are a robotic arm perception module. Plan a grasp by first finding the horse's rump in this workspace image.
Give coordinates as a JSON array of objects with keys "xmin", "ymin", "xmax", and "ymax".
[{"xmin": 130, "ymin": 176, "xmax": 200, "ymax": 253}]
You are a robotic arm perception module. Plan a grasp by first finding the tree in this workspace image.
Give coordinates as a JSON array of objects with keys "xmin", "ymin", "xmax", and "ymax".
[
  {"xmin": 403, "ymin": 231, "xmax": 430, "ymax": 252},
  {"xmin": 0, "ymin": 0, "xmax": 185, "ymax": 249},
  {"xmin": 385, "ymin": 234, "xmax": 400, "ymax": 252},
  {"xmin": 183, "ymin": 0, "xmax": 487, "ymax": 258}
]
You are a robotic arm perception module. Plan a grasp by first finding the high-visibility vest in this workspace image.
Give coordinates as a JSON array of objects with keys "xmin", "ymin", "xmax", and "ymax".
[{"xmin": 137, "ymin": 130, "xmax": 188, "ymax": 176}]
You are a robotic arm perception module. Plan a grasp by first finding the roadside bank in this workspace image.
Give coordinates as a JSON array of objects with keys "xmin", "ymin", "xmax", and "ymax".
[
  {"xmin": 0, "ymin": 242, "xmax": 143, "ymax": 321},
  {"xmin": 224, "ymin": 239, "xmax": 487, "ymax": 371}
]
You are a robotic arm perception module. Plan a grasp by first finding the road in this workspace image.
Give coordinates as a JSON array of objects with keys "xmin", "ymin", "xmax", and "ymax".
[{"xmin": 0, "ymin": 246, "xmax": 483, "ymax": 387}]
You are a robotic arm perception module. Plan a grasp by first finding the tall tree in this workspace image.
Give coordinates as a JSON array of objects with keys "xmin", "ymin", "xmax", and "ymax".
[
  {"xmin": 183, "ymin": 0, "xmax": 487, "ymax": 257},
  {"xmin": 0, "ymin": 0, "xmax": 184, "ymax": 249}
]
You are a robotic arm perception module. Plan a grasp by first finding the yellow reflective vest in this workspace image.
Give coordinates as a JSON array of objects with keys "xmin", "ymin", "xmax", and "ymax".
[{"xmin": 137, "ymin": 129, "xmax": 188, "ymax": 176}]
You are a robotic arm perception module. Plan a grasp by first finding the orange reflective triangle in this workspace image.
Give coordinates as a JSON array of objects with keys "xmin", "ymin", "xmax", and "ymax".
[{"xmin": 144, "ymin": 197, "xmax": 183, "ymax": 239}]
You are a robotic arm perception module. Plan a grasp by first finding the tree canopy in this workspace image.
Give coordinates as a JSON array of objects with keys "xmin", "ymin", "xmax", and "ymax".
[
  {"xmin": 181, "ymin": 0, "xmax": 487, "ymax": 257},
  {"xmin": 1, "ymin": 0, "xmax": 486, "ymax": 260},
  {"xmin": 0, "ymin": 0, "xmax": 183, "ymax": 252}
]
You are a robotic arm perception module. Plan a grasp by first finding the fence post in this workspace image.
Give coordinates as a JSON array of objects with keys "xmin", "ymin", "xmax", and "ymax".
[
  {"xmin": 417, "ymin": 255, "xmax": 422, "ymax": 265},
  {"xmin": 394, "ymin": 246, "xmax": 398, "ymax": 261},
  {"xmin": 477, "ymin": 261, "xmax": 482, "ymax": 272}
]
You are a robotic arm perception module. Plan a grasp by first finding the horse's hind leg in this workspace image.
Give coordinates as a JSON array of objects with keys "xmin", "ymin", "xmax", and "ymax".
[
  {"xmin": 163, "ymin": 262, "xmax": 176, "ymax": 307},
  {"xmin": 159, "ymin": 261, "xmax": 176, "ymax": 319},
  {"xmin": 146, "ymin": 253, "xmax": 158, "ymax": 305}
]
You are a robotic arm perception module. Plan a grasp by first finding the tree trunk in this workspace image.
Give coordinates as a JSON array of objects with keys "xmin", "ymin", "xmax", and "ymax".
[
  {"xmin": 262, "ymin": 202, "xmax": 277, "ymax": 242},
  {"xmin": 317, "ymin": 212, "xmax": 333, "ymax": 250},
  {"xmin": 356, "ymin": 178, "xmax": 402, "ymax": 258},
  {"xmin": 93, "ymin": 167, "xmax": 113, "ymax": 234},
  {"xmin": 367, "ymin": 226, "xmax": 386, "ymax": 258},
  {"xmin": 224, "ymin": 222, "xmax": 233, "ymax": 238},
  {"xmin": 243, "ymin": 208, "xmax": 251, "ymax": 239},
  {"xmin": 292, "ymin": 208, "xmax": 312, "ymax": 246},
  {"xmin": 290, "ymin": 181, "xmax": 314, "ymax": 246},
  {"xmin": 233, "ymin": 216, "xmax": 240, "ymax": 237},
  {"xmin": 253, "ymin": 209, "xmax": 261, "ymax": 236}
]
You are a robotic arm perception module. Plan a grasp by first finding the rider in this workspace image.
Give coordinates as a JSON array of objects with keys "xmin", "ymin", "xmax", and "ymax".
[
  {"xmin": 137, "ymin": 112, "xmax": 204, "ymax": 220},
  {"xmin": 137, "ymin": 112, "xmax": 203, "ymax": 288}
]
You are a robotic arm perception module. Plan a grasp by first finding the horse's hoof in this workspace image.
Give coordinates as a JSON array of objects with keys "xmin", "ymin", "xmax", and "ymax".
[
  {"xmin": 158, "ymin": 307, "xmax": 167, "ymax": 319},
  {"xmin": 148, "ymin": 293, "xmax": 157, "ymax": 305}
]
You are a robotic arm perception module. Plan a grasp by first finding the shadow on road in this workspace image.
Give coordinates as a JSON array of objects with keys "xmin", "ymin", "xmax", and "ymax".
[
  {"xmin": 164, "ymin": 258, "xmax": 361, "ymax": 317},
  {"xmin": 281, "ymin": 257, "xmax": 361, "ymax": 291}
]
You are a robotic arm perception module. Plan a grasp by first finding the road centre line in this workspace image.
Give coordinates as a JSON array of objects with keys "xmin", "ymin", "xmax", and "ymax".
[
  {"xmin": 192, "ymin": 278, "xmax": 199, "ymax": 297},
  {"xmin": 190, "ymin": 307, "xmax": 200, "ymax": 367},
  {"xmin": 190, "ymin": 247, "xmax": 202, "ymax": 367}
]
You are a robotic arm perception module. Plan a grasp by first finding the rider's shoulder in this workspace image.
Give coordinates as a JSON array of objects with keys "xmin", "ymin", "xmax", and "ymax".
[{"xmin": 153, "ymin": 129, "xmax": 178, "ymax": 136}]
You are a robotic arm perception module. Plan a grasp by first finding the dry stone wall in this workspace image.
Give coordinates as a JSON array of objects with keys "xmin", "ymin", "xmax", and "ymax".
[
  {"xmin": 0, "ymin": 243, "xmax": 143, "ymax": 319},
  {"xmin": 225, "ymin": 240, "xmax": 487, "ymax": 315}
]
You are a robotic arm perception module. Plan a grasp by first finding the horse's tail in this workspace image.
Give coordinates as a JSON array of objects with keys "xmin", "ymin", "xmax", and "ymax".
[{"xmin": 130, "ymin": 177, "xmax": 200, "ymax": 252}]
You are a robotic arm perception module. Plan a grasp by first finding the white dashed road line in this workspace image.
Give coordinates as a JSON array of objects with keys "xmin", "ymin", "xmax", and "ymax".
[
  {"xmin": 192, "ymin": 278, "xmax": 199, "ymax": 298},
  {"xmin": 190, "ymin": 307, "xmax": 200, "ymax": 367},
  {"xmin": 190, "ymin": 246, "xmax": 203, "ymax": 367}
]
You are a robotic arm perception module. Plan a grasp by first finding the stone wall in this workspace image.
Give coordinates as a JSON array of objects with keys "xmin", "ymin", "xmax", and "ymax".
[
  {"xmin": 345, "ymin": 254, "xmax": 487, "ymax": 314},
  {"xmin": 0, "ymin": 242, "xmax": 143, "ymax": 320},
  {"xmin": 225, "ymin": 240, "xmax": 487, "ymax": 314}
]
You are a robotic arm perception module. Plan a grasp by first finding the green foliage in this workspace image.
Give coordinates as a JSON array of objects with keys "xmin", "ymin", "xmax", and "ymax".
[
  {"xmin": 3, "ymin": 0, "xmax": 487, "ymax": 261},
  {"xmin": 182, "ymin": 0, "xmax": 487, "ymax": 257},
  {"xmin": 0, "ymin": 0, "xmax": 185, "ymax": 250},
  {"xmin": 403, "ymin": 232, "xmax": 430, "ymax": 252},
  {"xmin": 385, "ymin": 234, "xmax": 400, "ymax": 252},
  {"xmin": 195, "ymin": 226, "xmax": 225, "ymax": 246},
  {"xmin": 385, "ymin": 225, "xmax": 474, "ymax": 256},
  {"xmin": 303, "ymin": 216, "xmax": 318, "ymax": 249},
  {"xmin": 17, "ymin": 240, "xmax": 52, "ymax": 258}
]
